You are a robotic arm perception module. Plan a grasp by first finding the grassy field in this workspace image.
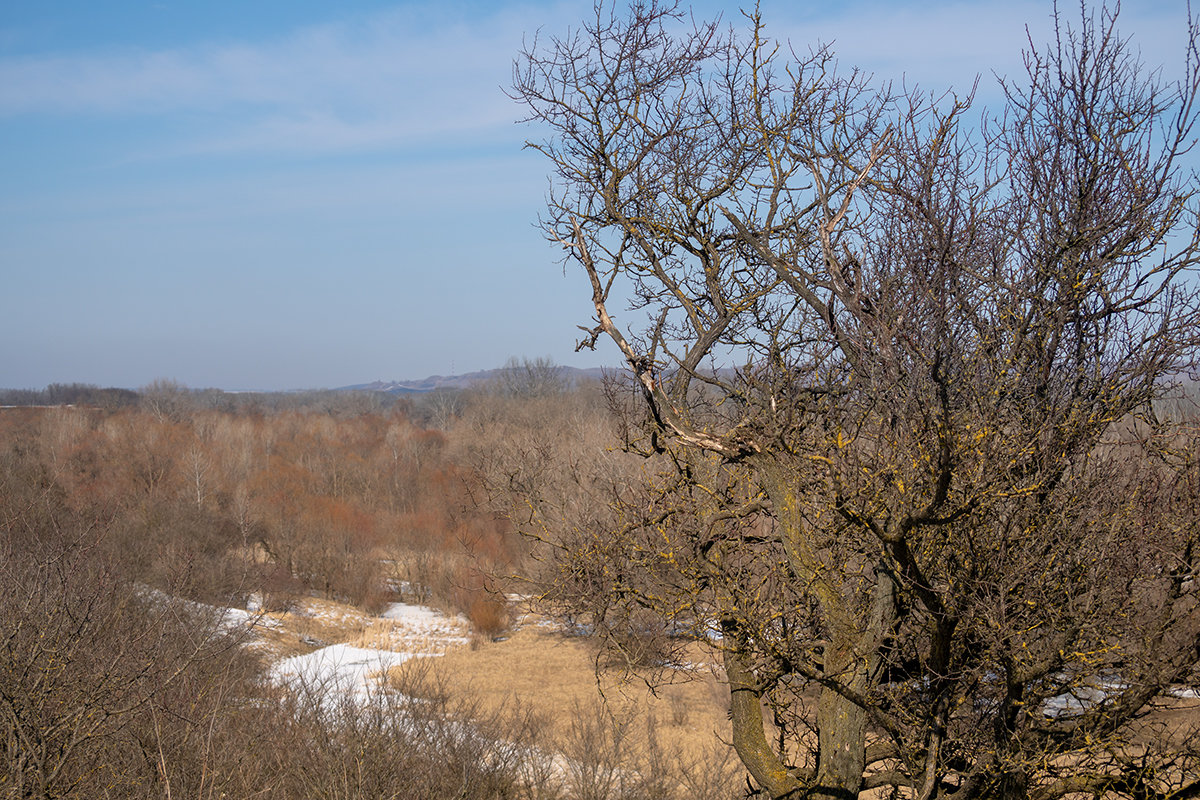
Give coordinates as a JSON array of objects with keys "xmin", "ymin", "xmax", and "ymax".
[
  {"xmin": 393, "ymin": 621, "xmax": 733, "ymax": 759},
  {"xmin": 257, "ymin": 594, "xmax": 743, "ymax": 795}
]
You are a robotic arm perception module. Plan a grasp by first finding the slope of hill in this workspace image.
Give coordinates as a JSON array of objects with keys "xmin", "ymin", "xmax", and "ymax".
[{"xmin": 343, "ymin": 366, "xmax": 611, "ymax": 394}]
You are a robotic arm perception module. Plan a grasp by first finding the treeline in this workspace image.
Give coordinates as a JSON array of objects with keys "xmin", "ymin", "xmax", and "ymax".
[
  {"xmin": 0, "ymin": 357, "xmax": 579, "ymax": 415},
  {"xmin": 0, "ymin": 382, "xmax": 140, "ymax": 408},
  {"xmin": 0, "ymin": 380, "xmax": 405, "ymax": 416}
]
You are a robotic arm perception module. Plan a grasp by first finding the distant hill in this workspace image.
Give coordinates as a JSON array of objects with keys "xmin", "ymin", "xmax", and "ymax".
[{"xmin": 341, "ymin": 366, "xmax": 612, "ymax": 394}]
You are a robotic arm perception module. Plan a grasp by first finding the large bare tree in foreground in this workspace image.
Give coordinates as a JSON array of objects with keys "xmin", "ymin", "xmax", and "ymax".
[{"xmin": 515, "ymin": 2, "xmax": 1200, "ymax": 797}]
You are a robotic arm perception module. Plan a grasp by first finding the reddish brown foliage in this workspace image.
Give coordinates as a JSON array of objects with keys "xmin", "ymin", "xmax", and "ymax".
[{"xmin": 0, "ymin": 403, "xmax": 519, "ymax": 617}]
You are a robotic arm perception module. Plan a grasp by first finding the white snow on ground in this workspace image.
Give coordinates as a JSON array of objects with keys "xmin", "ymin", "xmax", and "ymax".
[
  {"xmin": 1043, "ymin": 674, "xmax": 1200, "ymax": 717},
  {"xmin": 217, "ymin": 604, "xmax": 281, "ymax": 631},
  {"xmin": 136, "ymin": 585, "xmax": 280, "ymax": 632},
  {"xmin": 380, "ymin": 602, "xmax": 471, "ymax": 643},
  {"xmin": 143, "ymin": 586, "xmax": 475, "ymax": 704},
  {"xmin": 271, "ymin": 602, "xmax": 471, "ymax": 704},
  {"xmin": 1044, "ymin": 681, "xmax": 1120, "ymax": 718},
  {"xmin": 272, "ymin": 644, "xmax": 427, "ymax": 702}
]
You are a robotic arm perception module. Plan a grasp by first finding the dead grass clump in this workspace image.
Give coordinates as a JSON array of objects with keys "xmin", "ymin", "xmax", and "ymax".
[
  {"xmin": 468, "ymin": 594, "xmax": 511, "ymax": 640},
  {"xmin": 345, "ymin": 618, "xmax": 404, "ymax": 650},
  {"xmin": 275, "ymin": 596, "xmax": 373, "ymax": 645}
]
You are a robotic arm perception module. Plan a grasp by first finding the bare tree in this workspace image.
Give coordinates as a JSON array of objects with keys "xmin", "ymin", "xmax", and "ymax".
[
  {"xmin": 139, "ymin": 378, "xmax": 194, "ymax": 423},
  {"xmin": 514, "ymin": 2, "xmax": 1200, "ymax": 797},
  {"xmin": 498, "ymin": 356, "xmax": 571, "ymax": 398}
]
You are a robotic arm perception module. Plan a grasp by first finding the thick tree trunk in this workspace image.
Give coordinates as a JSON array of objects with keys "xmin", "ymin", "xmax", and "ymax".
[
  {"xmin": 813, "ymin": 650, "xmax": 869, "ymax": 800},
  {"xmin": 722, "ymin": 639, "xmax": 871, "ymax": 800},
  {"xmin": 751, "ymin": 457, "xmax": 890, "ymax": 799}
]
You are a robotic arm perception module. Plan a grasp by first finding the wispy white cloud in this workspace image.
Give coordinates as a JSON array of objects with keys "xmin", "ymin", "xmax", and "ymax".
[
  {"xmin": 0, "ymin": 3, "xmax": 562, "ymax": 155},
  {"xmin": 2, "ymin": 1, "xmax": 1188, "ymax": 158},
  {"xmin": 764, "ymin": 0, "xmax": 1193, "ymax": 96}
]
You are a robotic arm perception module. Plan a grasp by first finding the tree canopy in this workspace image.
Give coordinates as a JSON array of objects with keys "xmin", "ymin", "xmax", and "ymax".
[{"xmin": 515, "ymin": 2, "xmax": 1200, "ymax": 797}]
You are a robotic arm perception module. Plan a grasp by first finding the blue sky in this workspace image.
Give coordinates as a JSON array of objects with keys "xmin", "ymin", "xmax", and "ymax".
[{"xmin": 0, "ymin": 1, "xmax": 1192, "ymax": 391}]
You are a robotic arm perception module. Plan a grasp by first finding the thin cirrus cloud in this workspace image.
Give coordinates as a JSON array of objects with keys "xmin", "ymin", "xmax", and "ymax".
[
  {"xmin": 3, "ymin": 1, "xmax": 1185, "ymax": 157},
  {"xmin": 764, "ymin": 0, "xmax": 1191, "ymax": 98},
  {"xmin": 0, "ymin": 5, "xmax": 536, "ymax": 157}
]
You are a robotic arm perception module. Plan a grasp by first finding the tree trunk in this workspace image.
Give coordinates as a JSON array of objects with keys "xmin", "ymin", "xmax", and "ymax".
[
  {"xmin": 754, "ymin": 456, "xmax": 888, "ymax": 798},
  {"xmin": 722, "ymin": 642, "xmax": 803, "ymax": 798},
  {"xmin": 814, "ymin": 649, "xmax": 869, "ymax": 800}
]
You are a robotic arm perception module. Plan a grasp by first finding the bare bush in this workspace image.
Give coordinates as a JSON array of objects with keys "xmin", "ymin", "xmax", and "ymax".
[{"xmin": 0, "ymin": 529, "xmax": 259, "ymax": 799}]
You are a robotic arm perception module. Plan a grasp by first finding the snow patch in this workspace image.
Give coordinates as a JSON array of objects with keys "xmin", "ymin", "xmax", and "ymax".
[
  {"xmin": 1043, "ymin": 675, "xmax": 1128, "ymax": 718},
  {"xmin": 136, "ymin": 585, "xmax": 279, "ymax": 633},
  {"xmin": 272, "ymin": 644, "xmax": 429, "ymax": 701},
  {"xmin": 272, "ymin": 602, "xmax": 470, "ymax": 705},
  {"xmin": 380, "ymin": 602, "xmax": 469, "ymax": 640}
]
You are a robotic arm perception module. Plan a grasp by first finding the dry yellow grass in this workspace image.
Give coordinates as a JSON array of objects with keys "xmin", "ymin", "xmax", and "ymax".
[
  {"xmin": 245, "ymin": 593, "xmax": 741, "ymax": 790},
  {"xmin": 388, "ymin": 621, "xmax": 734, "ymax": 762},
  {"xmin": 246, "ymin": 597, "xmax": 376, "ymax": 658},
  {"xmin": 253, "ymin": 593, "xmax": 739, "ymax": 787}
]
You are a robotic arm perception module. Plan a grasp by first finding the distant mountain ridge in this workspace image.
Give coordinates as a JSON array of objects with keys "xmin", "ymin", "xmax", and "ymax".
[{"xmin": 341, "ymin": 365, "xmax": 612, "ymax": 394}]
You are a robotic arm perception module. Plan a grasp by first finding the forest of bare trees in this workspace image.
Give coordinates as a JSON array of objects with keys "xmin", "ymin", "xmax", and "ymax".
[{"xmin": 3, "ymin": 373, "xmax": 746, "ymax": 799}]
